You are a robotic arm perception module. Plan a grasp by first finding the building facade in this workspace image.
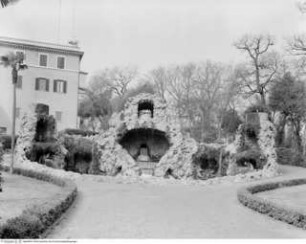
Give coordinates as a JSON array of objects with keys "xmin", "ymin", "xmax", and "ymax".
[{"xmin": 0, "ymin": 36, "xmax": 87, "ymax": 134}]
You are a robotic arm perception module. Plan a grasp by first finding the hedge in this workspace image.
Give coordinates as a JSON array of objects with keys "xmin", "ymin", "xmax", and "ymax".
[
  {"xmin": 0, "ymin": 135, "xmax": 18, "ymax": 150},
  {"xmin": 237, "ymin": 178, "xmax": 306, "ymax": 229},
  {"xmin": 62, "ymin": 128, "xmax": 98, "ymax": 137},
  {"xmin": 0, "ymin": 164, "xmax": 77, "ymax": 238}
]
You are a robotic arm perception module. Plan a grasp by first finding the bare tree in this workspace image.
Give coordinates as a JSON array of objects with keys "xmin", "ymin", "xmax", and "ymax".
[
  {"xmin": 1, "ymin": 0, "xmax": 19, "ymax": 7},
  {"xmin": 234, "ymin": 34, "xmax": 278, "ymax": 106},
  {"xmin": 147, "ymin": 66, "xmax": 169, "ymax": 100},
  {"xmin": 289, "ymin": 35, "xmax": 306, "ymax": 55},
  {"xmin": 192, "ymin": 61, "xmax": 226, "ymax": 141},
  {"xmin": 107, "ymin": 66, "xmax": 138, "ymax": 97}
]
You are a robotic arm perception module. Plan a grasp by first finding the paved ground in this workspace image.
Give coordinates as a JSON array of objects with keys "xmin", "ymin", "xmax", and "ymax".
[
  {"xmin": 0, "ymin": 172, "xmax": 63, "ymax": 224},
  {"xmin": 48, "ymin": 166, "xmax": 306, "ymax": 238}
]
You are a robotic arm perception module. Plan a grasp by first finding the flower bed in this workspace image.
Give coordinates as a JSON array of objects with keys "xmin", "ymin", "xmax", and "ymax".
[
  {"xmin": 237, "ymin": 178, "xmax": 306, "ymax": 229},
  {"xmin": 0, "ymin": 164, "xmax": 77, "ymax": 238}
]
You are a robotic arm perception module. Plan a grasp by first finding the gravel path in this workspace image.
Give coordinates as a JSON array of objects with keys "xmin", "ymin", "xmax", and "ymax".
[{"xmin": 48, "ymin": 166, "xmax": 306, "ymax": 238}]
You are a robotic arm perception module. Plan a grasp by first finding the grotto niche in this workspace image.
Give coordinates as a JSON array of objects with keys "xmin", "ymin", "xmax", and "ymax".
[
  {"xmin": 118, "ymin": 128, "xmax": 170, "ymax": 162},
  {"xmin": 95, "ymin": 93, "xmax": 198, "ymax": 178}
]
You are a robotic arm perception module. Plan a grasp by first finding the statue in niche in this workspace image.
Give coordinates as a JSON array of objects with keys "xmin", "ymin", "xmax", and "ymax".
[{"xmin": 137, "ymin": 144, "xmax": 150, "ymax": 162}]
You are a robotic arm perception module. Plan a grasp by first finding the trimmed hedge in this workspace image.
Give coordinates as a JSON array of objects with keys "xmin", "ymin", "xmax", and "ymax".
[
  {"xmin": 238, "ymin": 178, "xmax": 306, "ymax": 229},
  {"xmin": 63, "ymin": 128, "xmax": 98, "ymax": 137},
  {"xmin": 0, "ymin": 164, "xmax": 77, "ymax": 238}
]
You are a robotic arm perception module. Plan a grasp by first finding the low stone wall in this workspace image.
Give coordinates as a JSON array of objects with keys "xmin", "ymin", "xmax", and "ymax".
[
  {"xmin": 238, "ymin": 178, "xmax": 306, "ymax": 230},
  {"xmin": 0, "ymin": 163, "xmax": 77, "ymax": 238}
]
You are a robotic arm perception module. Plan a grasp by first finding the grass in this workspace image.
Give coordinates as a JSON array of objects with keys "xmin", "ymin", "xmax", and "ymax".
[
  {"xmin": 0, "ymin": 164, "xmax": 77, "ymax": 238},
  {"xmin": 237, "ymin": 178, "xmax": 306, "ymax": 230}
]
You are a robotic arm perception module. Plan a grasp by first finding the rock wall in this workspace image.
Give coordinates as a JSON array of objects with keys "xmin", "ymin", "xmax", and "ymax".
[
  {"xmin": 258, "ymin": 113, "xmax": 279, "ymax": 177},
  {"xmin": 225, "ymin": 112, "xmax": 279, "ymax": 178},
  {"xmin": 95, "ymin": 93, "xmax": 198, "ymax": 178},
  {"xmin": 15, "ymin": 110, "xmax": 37, "ymax": 162}
]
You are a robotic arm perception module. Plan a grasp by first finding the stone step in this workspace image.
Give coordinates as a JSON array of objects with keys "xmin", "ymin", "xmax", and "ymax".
[
  {"xmin": 138, "ymin": 161, "xmax": 156, "ymax": 176},
  {"xmin": 140, "ymin": 168, "xmax": 155, "ymax": 176}
]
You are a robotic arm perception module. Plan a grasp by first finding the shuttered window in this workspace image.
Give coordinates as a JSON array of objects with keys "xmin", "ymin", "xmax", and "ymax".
[
  {"xmin": 16, "ymin": 75, "xmax": 22, "ymax": 89},
  {"xmin": 53, "ymin": 80, "xmax": 67, "ymax": 93},
  {"xmin": 35, "ymin": 78, "xmax": 49, "ymax": 92},
  {"xmin": 55, "ymin": 111, "xmax": 62, "ymax": 122},
  {"xmin": 16, "ymin": 108, "xmax": 21, "ymax": 119},
  {"xmin": 39, "ymin": 54, "xmax": 48, "ymax": 67},
  {"xmin": 57, "ymin": 56, "xmax": 65, "ymax": 69}
]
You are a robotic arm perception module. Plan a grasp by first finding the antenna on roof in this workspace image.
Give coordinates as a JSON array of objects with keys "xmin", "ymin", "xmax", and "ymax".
[
  {"xmin": 57, "ymin": 0, "xmax": 62, "ymax": 43},
  {"xmin": 68, "ymin": 0, "xmax": 79, "ymax": 47}
]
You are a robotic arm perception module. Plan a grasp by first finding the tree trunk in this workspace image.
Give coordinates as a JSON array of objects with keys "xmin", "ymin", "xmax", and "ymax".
[
  {"xmin": 294, "ymin": 120, "xmax": 302, "ymax": 152},
  {"xmin": 260, "ymin": 91, "xmax": 266, "ymax": 106},
  {"xmin": 275, "ymin": 116, "xmax": 287, "ymax": 147}
]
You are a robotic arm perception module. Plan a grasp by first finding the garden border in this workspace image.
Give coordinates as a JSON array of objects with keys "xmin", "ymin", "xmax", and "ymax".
[
  {"xmin": 237, "ymin": 178, "xmax": 306, "ymax": 229},
  {"xmin": 0, "ymin": 164, "xmax": 77, "ymax": 238}
]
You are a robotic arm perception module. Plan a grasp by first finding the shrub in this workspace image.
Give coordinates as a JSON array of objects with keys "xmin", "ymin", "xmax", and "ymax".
[
  {"xmin": 62, "ymin": 135, "xmax": 100, "ymax": 174},
  {"xmin": 0, "ymin": 135, "xmax": 18, "ymax": 150},
  {"xmin": 1, "ymin": 212, "xmax": 44, "ymax": 238},
  {"xmin": 221, "ymin": 109, "xmax": 242, "ymax": 135},
  {"xmin": 244, "ymin": 104, "xmax": 269, "ymax": 114},
  {"xmin": 62, "ymin": 128, "xmax": 98, "ymax": 137},
  {"xmin": 26, "ymin": 142, "xmax": 61, "ymax": 165},
  {"xmin": 192, "ymin": 144, "xmax": 226, "ymax": 178},
  {"xmin": 235, "ymin": 148, "xmax": 265, "ymax": 169},
  {"xmin": 237, "ymin": 178, "xmax": 306, "ymax": 230},
  {"xmin": 276, "ymin": 147, "xmax": 305, "ymax": 167}
]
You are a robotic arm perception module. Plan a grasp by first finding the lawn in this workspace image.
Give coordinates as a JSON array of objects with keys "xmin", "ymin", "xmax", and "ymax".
[
  {"xmin": 257, "ymin": 184, "xmax": 306, "ymax": 213},
  {"xmin": 0, "ymin": 171, "xmax": 65, "ymax": 224}
]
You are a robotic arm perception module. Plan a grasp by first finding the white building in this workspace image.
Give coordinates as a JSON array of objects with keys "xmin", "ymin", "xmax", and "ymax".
[{"xmin": 0, "ymin": 36, "xmax": 87, "ymax": 134}]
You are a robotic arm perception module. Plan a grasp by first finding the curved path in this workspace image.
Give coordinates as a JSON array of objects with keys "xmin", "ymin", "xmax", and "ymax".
[{"xmin": 48, "ymin": 166, "xmax": 306, "ymax": 238}]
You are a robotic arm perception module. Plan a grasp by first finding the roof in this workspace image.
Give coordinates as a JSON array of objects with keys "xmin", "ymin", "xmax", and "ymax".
[{"xmin": 0, "ymin": 36, "xmax": 84, "ymax": 58}]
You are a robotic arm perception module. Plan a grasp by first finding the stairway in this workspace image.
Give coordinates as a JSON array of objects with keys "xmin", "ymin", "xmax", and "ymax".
[{"xmin": 138, "ymin": 161, "xmax": 156, "ymax": 176}]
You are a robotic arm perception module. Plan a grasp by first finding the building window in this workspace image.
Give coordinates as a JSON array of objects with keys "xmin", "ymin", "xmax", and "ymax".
[
  {"xmin": 16, "ymin": 108, "xmax": 21, "ymax": 119},
  {"xmin": 57, "ymin": 56, "xmax": 65, "ymax": 69},
  {"xmin": 55, "ymin": 111, "xmax": 62, "ymax": 122},
  {"xmin": 0, "ymin": 127, "xmax": 7, "ymax": 134},
  {"xmin": 16, "ymin": 75, "xmax": 22, "ymax": 89},
  {"xmin": 53, "ymin": 80, "xmax": 67, "ymax": 93},
  {"xmin": 39, "ymin": 54, "xmax": 48, "ymax": 67},
  {"xmin": 35, "ymin": 78, "xmax": 49, "ymax": 92}
]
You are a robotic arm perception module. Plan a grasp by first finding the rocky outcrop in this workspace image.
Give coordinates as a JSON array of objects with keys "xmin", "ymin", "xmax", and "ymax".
[
  {"xmin": 95, "ymin": 93, "xmax": 198, "ymax": 178},
  {"xmin": 258, "ymin": 113, "xmax": 279, "ymax": 177}
]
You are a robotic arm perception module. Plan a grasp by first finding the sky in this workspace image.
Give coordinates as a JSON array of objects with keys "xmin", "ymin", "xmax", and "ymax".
[{"xmin": 0, "ymin": 0, "xmax": 304, "ymax": 75}]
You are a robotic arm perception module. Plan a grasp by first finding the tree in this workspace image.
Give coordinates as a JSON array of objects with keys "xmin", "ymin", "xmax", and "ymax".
[
  {"xmin": 0, "ymin": 52, "xmax": 27, "ymax": 173},
  {"xmin": 234, "ymin": 35, "xmax": 278, "ymax": 106},
  {"xmin": 269, "ymin": 73, "xmax": 306, "ymax": 150},
  {"xmin": 106, "ymin": 66, "xmax": 137, "ymax": 98},
  {"xmin": 1, "ymin": 0, "xmax": 19, "ymax": 7},
  {"xmin": 146, "ymin": 66, "xmax": 169, "ymax": 100},
  {"xmin": 113, "ymin": 81, "xmax": 155, "ymax": 112},
  {"xmin": 192, "ymin": 61, "xmax": 229, "ymax": 141},
  {"xmin": 221, "ymin": 109, "xmax": 242, "ymax": 137}
]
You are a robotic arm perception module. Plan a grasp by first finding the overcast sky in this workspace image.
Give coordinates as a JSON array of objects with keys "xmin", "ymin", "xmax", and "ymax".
[{"xmin": 0, "ymin": 0, "xmax": 304, "ymax": 74}]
